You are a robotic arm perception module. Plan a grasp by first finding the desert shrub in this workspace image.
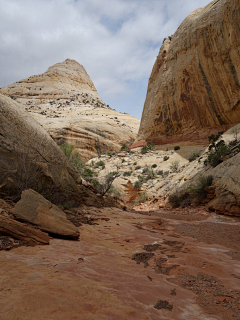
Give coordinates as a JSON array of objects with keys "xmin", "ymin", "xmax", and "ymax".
[
  {"xmin": 121, "ymin": 143, "xmax": 127, "ymax": 151},
  {"xmin": 151, "ymin": 164, "xmax": 157, "ymax": 168},
  {"xmin": 142, "ymin": 167, "xmax": 151, "ymax": 174},
  {"xmin": 157, "ymin": 170, "xmax": 163, "ymax": 176},
  {"xmin": 137, "ymin": 175, "xmax": 147, "ymax": 183},
  {"xmin": 123, "ymin": 171, "xmax": 132, "ymax": 177},
  {"xmin": 135, "ymin": 165, "xmax": 141, "ymax": 170},
  {"xmin": 95, "ymin": 160, "xmax": 105, "ymax": 168},
  {"xmin": 168, "ymin": 194, "xmax": 183, "ymax": 208},
  {"xmin": 170, "ymin": 161, "xmax": 179, "ymax": 172},
  {"xmin": 109, "ymin": 186, "xmax": 122, "ymax": 199},
  {"xmin": 187, "ymin": 175, "xmax": 213, "ymax": 203},
  {"xmin": 204, "ymin": 132, "xmax": 232, "ymax": 167},
  {"xmin": 141, "ymin": 145, "xmax": 148, "ymax": 154},
  {"xmin": 163, "ymin": 156, "xmax": 169, "ymax": 161},
  {"xmin": 147, "ymin": 141, "xmax": 155, "ymax": 150},
  {"xmin": 146, "ymin": 170, "xmax": 155, "ymax": 180},
  {"xmin": 174, "ymin": 146, "xmax": 180, "ymax": 151},
  {"xmin": 229, "ymin": 139, "xmax": 238, "ymax": 148},
  {"xmin": 122, "ymin": 159, "xmax": 125, "ymax": 163},
  {"xmin": 188, "ymin": 150, "xmax": 200, "ymax": 162},
  {"xmin": 136, "ymin": 191, "xmax": 148, "ymax": 203},
  {"xmin": 163, "ymin": 171, "xmax": 169, "ymax": 177},
  {"xmin": 133, "ymin": 162, "xmax": 137, "ymax": 165},
  {"xmin": 82, "ymin": 168, "xmax": 94, "ymax": 180},
  {"xmin": 133, "ymin": 181, "xmax": 142, "ymax": 190},
  {"xmin": 107, "ymin": 151, "xmax": 113, "ymax": 157},
  {"xmin": 141, "ymin": 141, "xmax": 155, "ymax": 154},
  {"xmin": 60, "ymin": 143, "xmax": 75, "ymax": 159}
]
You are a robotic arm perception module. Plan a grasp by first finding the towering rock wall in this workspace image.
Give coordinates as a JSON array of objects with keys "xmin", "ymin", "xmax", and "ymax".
[
  {"xmin": 0, "ymin": 59, "xmax": 139, "ymax": 160},
  {"xmin": 135, "ymin": 0, "xmax": 240, "ymax": 146}
]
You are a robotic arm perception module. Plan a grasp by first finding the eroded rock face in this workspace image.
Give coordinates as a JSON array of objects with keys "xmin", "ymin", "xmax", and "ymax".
[
  {"xmin": 12, "ymin": 189, "xmax": 80, "ymax": 239},
  {"xmin": 0, "ymin": 93, "xmax": 82, "ymax": 197},
  {"xmin": 0, "ymin": 59, "xmax": 139, "ymax": 160},
  {"xmin": 136, "ymin": 0, "xmax": 240, "ymax": 146}
]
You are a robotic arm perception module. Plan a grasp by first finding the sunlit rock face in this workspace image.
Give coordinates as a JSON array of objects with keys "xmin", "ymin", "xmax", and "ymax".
[
  {"xmin": 135, "ymin": 0, "xmax": 240, "ymax": 147},
  {"xmin": 0, "ymin": 59, "xmax": 140, "ymax": 160}
]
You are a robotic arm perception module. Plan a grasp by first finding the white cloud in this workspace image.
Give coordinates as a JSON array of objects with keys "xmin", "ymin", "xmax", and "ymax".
[{"xmin": 0, "ymin": 0, "xmax": 211, "ymax": 118}]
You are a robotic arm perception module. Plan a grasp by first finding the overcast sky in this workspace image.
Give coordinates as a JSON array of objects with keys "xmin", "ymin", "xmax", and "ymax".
[{"xmin": 0, "ymin": 0, "xmax": 211, "ymax": 119}]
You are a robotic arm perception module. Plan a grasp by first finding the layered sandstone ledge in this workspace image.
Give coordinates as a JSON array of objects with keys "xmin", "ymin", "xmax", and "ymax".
[{"xmin": 136, "ymin": 0, "xmax": 240, "ymax": 145}]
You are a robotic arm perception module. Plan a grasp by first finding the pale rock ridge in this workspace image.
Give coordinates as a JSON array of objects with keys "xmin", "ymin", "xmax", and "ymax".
[
  {"xmin": 136, "ymin": 0, "xmax": 240, "ymax": 146},
  {"xmin": 0, "ymin": 59, "xmax": 140, "ymax": 160}
]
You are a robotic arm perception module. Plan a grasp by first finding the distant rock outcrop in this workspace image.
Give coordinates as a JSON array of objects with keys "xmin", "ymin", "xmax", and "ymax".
[
  {"xmin": 0, "ymin": 59, "xmax": 139, "ymax": 160},
  {"xmin": 135, "ymin": 0, "xmax": 240, "ymax": 147}
]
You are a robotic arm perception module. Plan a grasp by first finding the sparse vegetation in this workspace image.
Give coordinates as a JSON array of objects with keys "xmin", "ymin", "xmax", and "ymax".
[
  {"xmin": 204, "ymin": 132, "xmax": 232, "ymax": 167},
  {"xmin": 133, "ymin": 181, "xmax": 142, "ymax": 190},
  {"xmin": 135, "ymin": 165, "xmax": 141, "ymax": 170},
  {"xmin": 157, "ymin": 170, "xmax": 163, "ymax": 176},
  {"xmin": 141, "ymin": 141, "xmax": 155, "ymax": 154},
  {"xmin": 163, "ymin": 156, "xmax": 169, "ymax": 161},
  {"xmin": 187, "ymin": 175, "xmax": 213, "ymax": 203},
  {"xmin": 151, "ymin": 164, "xmax": 157, "ymax": 168},
  {"xmin": 170, "ymin": 161, "xmax": 179, "ymax": 172},
  {"xmin": 188, "ymin": 151, "xmax": 201, "ymax": 162},
  {"xmin": 123, "ymin": 171, "xmax": 132, "ymax": 177},
  {"xmin": 174, "ymin": 146, "xmax": 180, "ymax": 151},
  {"xmin": 133, "ymin": 162, "xmax": 137, "ymax": 165},
  {"xmin": 95, "ymin": 160, "xmax": 105, "ymax": 168}
]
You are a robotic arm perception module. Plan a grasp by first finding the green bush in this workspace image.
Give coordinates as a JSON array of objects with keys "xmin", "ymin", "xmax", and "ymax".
[
  {"xmin": 133, "ymin": 162, "xmax": 137, "ymax": 165},
  {"xmin": 142, "ymin": 167, "xmax": 151, "ymax": 174},
  {"xmin": 163, "ymin": 171, "xmax": 169, "ymax": 177},
  {"xmin": 188, "ymin": 151, "xmax": 200, "ymax": 162},
  {"xmin": 147, "ymin": 141, "xmax": 155, "ymax": 150},
  {"xmin": 60, "ymin": 143, "xmax": 75, "ymax": 159},
  {"xmin": 170, "ymin": 161, "xmax": 179, "ymax": 172},
  {"xmin": 157, "ymin": 170, "xmax": 163, "ymax": 176},
  {"xmin": 168, "ymin": 194, "xmax": 183, "ymax": 208},
  {"xmin": 135, "ymin": 165, "xmax": 141, "ymax": 170},
  {"xmin": 141, "ymin": 141, "xmax": 155, "ymax": 154},
  {"xmin": 95, "ymin": 160, "xmax": 105, "ymax": 168},
  {"xmin": 133, "ymin": 181, "xmax": 142, "ymax": 190},
  {"xmin": 123, "ymin": 171, "xmax": 132, "ymax": 177},
  {"xmin": 122, "ymin": 159, "xmax": 125, "ymax": 163},
  {"xmin": 163, "ymin": 156, "xmax": 169, "ymax": 161},
  {"xmin": 121, "ymin": 143, "xmax": 127, "ymax": 151},
  {"xmin": 141, "ymin": 145, "xmax": 148, "ymax": 154},
  {"xmin": 187, "ymin": 175, "xmax": 213, "ymax": 203},
  {"xmin": 151, "ymin": 164, "xmax": 157, "ymax": 168},
  {"xmin": 174, "ymin": 146, "xmax": 180, "ymax": 151}
]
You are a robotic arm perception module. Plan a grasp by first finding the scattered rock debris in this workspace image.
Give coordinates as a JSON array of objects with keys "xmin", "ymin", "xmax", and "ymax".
[
  {"xmin": 0, "ymin": 235, "xmax": 35, "ymax": 251},
  {"xmin": 154, "ymin": 300, "xmax": 173, "ymax": 311},
  {"xmin": 132, "ymin": 252, "xmax": 154, "ymax": 267}
]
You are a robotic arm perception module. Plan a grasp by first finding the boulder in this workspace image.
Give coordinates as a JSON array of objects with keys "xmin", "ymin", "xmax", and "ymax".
[
  {"xmin": 0, "ymin": 216, "xmax": 49, "ymax": 244},
  {"xmin": 12, "ymin": 189, "xmax": 80, "ymax": 239},
  {"xmin": 0, "ymin": 93, "xmax": 82, "ymax": 198},
  {"xmin": 135, "ymin": 0, "xmax": 240, "ymax": 146}
]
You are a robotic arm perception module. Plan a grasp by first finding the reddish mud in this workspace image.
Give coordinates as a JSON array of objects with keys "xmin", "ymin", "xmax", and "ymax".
[{"xmin": 0, "ymin": 207, "xmax": 240, "ymax": 320}]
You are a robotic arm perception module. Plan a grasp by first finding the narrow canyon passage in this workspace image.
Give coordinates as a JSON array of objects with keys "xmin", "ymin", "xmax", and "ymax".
[{"xmin": 0, "ymin": 207, "xmax": 240, "ymax": 320}]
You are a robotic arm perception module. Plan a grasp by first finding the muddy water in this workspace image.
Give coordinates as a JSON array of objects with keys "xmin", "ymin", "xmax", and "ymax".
[{"xmin": 0, "ymin": 207, "xmax": 240, "ymax": 320}]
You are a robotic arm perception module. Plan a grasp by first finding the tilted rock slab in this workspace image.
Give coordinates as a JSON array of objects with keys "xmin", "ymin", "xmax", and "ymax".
[
  {"xmin": 12, "ymin": 189, "xmax": 79, "ymax": 239},
  {"xmin": 0, "ymin": 93, "xmax": 82, "ymax": 196},
  {"xmin": 0, "ymin": 59, "xmax": 139, "ymax": 160},
  {"xmin": 0, "ymin": 215, "xmax": 49, "ymax": 244},
  {"xmin": 135, "ymin": 0, "xmax": 240, "ymax": 147}
]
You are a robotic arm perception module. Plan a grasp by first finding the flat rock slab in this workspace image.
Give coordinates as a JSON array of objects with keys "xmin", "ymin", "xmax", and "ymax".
[
  {"xmin": 12, "ymin": 189, "xmax": 79, "ymax": 239},
  {"xmin": 0, "ymin": 216, "xmax": 49, "ymax": 245}
]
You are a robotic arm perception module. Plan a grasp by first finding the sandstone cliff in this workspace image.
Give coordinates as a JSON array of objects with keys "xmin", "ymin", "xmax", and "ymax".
[
  {"xmin": 135, "ymin": 0, "xmax": 240, "ymax": 147},
  {"xmin": 0, "ymin": 59, "xmax": 139, "ymax": 160}
]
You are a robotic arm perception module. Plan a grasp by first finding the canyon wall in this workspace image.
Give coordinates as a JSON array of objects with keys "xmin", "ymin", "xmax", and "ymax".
[{"xmin": 135, "ymin": 0, "xmax": 240, "ymax": 147}]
